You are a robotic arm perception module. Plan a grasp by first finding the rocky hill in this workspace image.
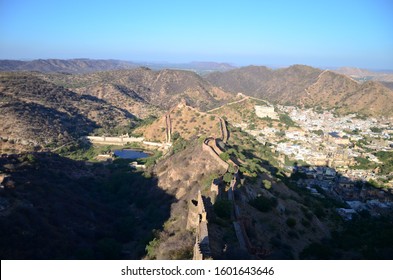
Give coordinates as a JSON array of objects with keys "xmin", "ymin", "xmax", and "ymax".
[
  {"xmin": 39, "ymin": 68, "xmax": 238, "ymax": 115},
  {"xmin": 0, "ymin": 68, "xmax": 237, "ymax": 152},
  {"xmin": 0, "ymin": 73, "xmax": 134, "ymax": 153},
  {"xmin": 206, "ymin": 65, "xmax": 321, "ymax": 103},
  {"xmin": 39, "ymin": 71, "xmax": 161, "ymax": 119},
  {"xmin": 302, "ymin": 71, "xmax": 393, "ymax": 117},
  {"xmin": 206, "ymin": 65, "xmax": 393, "ymax": 117}
]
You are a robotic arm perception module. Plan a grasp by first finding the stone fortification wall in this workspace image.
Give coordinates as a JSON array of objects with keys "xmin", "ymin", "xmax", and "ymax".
[
  {"xmin": 86, "ymin": 136, "xmax": 171, "ymax": 148},
  {"xmin": 87, "ymin": 136, "xmax": 144, "ymax": 144},
  {"xmin": 193, "ymin": 240, "xmax": 204, "ymax": 260},
  {"xmin": 142, "ymin": 141, "xmax": 171, "ymax": 148},
  {"xmin": 202, "ymin": 139, "xmax": 229, "ymax": 171},
  {"xmin": 192, "ymin": 191, "xmax": 211, "ymax": 260},
  {"xmin": 165, "ymin": 114, "xmax": 172, "ymax": 143},
  {"xmin": 219, "ymin": 117, "xmax": 228, "ymax": 143}
]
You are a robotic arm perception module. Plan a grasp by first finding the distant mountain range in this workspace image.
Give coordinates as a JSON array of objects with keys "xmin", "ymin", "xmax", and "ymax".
[
  {"xmin": 334, "ymin": 67, "xmax": 376, "ymax": 77},
  {"xmin": 0, "ymin": 59, "xmax": 236, "ymax": 74},
  {"xmin": 0, "ymin": 59, "xmax": 138, "ymax": 74}
]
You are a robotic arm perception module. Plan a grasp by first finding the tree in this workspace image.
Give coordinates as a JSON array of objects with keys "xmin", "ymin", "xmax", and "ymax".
[
  {"xmin": 223, "ymin": 172, "xmax": 233, "ymax": 183},
  {"xmin": 311, "ymin": 129, "xmax": 324, "ymax": 136},
  {"xmin": 172, "ymin": 131, "xmax": 181, "ymax": 141},
  {"xmin": 219, "ymin": 152, "xmax": 230, "ymax": 162},
  {"xmin": 145, "ymin": 238, "xmax": 159, "ymax": 259},
  {"xmin": 263, "ymin": 179, "xmax": 272, "ymax": 190},
  {"xmin": 279, "ymin": 114, "xmax": 296, "ymax": 127},
  {"xmin": 275, "ymin": 130, "xmax": 285, "ymax": 137},
  {"xmin": 172, "ymin": 136, "xmax": 187, "ymax": 154},
  {"xmin": 248, "ymin": 123, "xmax": 256, "ymax": 130},
  {"xmin": 370, "ymin": 127, "xmax": 382, "ymax": 133},
  {"xmin": 228, "ymin": 164, "xmax": 236, "ymax": 173},
  {"xmin": 25, "ymin": 154, "xmax": 36, "ymax": 164}
]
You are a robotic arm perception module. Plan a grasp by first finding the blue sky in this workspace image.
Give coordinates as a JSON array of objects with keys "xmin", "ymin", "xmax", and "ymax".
[{"xmin": 1, "ymin": 0, "xmax": 392, "ymax": 69}]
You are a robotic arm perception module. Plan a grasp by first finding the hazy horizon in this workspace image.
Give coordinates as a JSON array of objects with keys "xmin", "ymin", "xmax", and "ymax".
[
  {"xmin": 1, "ymin": 0, "xmax": 392, "ymax": 70},
  {"xmin": 3, "ymin": 57, "xmax": 393, "ymax": 72}
]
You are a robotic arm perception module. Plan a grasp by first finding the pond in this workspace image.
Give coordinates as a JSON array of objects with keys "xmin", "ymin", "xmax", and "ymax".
[{"xmin": 113, "ymin": 149, "xmax": 149, "ymax": 159}]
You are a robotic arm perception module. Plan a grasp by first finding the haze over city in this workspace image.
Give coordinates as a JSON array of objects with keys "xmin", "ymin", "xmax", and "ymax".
[{"xmin": 1, "ymin": 0, "xmax": 392, "ymax": 69}]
